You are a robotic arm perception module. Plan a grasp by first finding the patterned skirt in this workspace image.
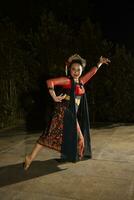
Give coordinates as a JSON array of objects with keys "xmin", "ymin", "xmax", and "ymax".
[{"xmin": 37, "ymin": 101, "xmax": 69, "ymax": 152}]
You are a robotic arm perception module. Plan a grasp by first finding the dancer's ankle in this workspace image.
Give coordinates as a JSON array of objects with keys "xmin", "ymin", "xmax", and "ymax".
[{"xmin": 27, "ymin": 154, "xmax": 32, "ymax": 161}]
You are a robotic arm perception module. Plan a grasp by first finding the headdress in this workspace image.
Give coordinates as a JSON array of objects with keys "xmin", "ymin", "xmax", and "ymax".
[{"xmin": 65, "ymin": 54, "xmax": 86, "ymax": 76}]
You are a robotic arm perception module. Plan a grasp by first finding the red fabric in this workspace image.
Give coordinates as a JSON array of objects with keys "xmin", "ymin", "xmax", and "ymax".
[
  {"xmin": 63, "ymin": 81, "xmax": 85, "ymax": 95},
  {"xmin": 80, "ymin": 67, "xmax": 97, "ymax": 84},
  {"xmin": 46, "ymin": 67, "xmax": 98, "ymax": 95}
]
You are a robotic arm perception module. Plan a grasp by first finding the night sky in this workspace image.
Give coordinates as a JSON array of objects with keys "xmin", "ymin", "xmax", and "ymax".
[
  {"xmin": 91, "ymin": 1, "xmax": 134, "ymax": 52},
  {"xmin": 0, "ymin": 0, "xmax": 134, "ymax": 53}
]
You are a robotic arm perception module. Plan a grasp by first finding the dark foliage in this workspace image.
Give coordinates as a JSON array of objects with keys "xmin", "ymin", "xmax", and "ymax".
[{"xmin": 0, "ymin": 8, "xmax": 134, "ymax": 129}]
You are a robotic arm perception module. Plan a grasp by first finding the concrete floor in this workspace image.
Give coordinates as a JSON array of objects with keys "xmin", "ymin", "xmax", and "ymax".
[{"xmin": 0, "ymin": 123, "xmax": 134, "ymax": 200}]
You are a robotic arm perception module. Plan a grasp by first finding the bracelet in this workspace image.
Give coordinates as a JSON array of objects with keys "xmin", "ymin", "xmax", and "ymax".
[
  {"xmin": 96, "ymin": 63, "xmax": 102, "ymax": 69},
  {"xmin": 48, "ymin": 87, "xmax": 54, "ymax": 90}
]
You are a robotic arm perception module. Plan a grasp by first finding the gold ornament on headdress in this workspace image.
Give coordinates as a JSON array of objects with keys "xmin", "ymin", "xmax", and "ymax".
[{"xmin": 67, "ymin": 54, "xmax": 86, "ymax": 67}]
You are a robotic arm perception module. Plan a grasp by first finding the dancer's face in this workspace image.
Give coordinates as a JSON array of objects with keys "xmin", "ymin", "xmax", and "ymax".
[{"xmin": 70, "ymin": 63, "xmax": 83, "ymax": 79}]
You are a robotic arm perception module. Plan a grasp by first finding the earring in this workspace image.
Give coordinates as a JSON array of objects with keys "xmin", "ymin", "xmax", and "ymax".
[{"xmin": 65, "ymin": 65, "xmax": 68, "ymax": 76}]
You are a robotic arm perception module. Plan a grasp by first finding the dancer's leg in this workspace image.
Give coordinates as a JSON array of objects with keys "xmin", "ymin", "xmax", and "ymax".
[
  {"xmin": 76, "ymin": 121, "xmax": 84, "ymax": 159},
  {"xmin": 24, "ymin": 143, "xmax": 44, "ymax": 170},
  {"xmin": 28, "ymin": 143, "xmax": 44, "ymax": 161}
]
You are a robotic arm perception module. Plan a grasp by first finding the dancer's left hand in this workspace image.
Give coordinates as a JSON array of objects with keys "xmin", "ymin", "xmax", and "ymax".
[{"xmin": 97, "ymin": 56, "xmax": 111, "ymax": 68}]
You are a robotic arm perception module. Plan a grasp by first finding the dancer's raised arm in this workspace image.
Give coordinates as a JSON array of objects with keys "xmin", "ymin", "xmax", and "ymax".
[{"xmin": 80, "ymin": 56, "xmax": 111, "ymax": 84}]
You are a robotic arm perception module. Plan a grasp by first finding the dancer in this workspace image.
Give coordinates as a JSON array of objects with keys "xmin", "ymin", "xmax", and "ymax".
[{"xmin": 24, "ymin": 54, "xmax": 110, "ymax": 170}]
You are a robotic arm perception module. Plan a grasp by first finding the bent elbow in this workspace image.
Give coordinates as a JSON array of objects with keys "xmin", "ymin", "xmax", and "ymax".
[{"xmin": 46, "ymin": 79, "xmax": 53, "ymax": 87}]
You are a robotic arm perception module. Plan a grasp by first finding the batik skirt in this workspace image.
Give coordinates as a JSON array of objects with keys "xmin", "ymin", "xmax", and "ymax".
[{"xmin": 37, "ymin": 100, "xmax": 70, "ymax": 152}]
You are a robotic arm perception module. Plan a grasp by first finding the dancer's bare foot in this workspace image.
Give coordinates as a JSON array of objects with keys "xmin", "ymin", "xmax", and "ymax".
[{"xmin": 23, "ymin": 155, "xmax": 32, "ymax": 170}]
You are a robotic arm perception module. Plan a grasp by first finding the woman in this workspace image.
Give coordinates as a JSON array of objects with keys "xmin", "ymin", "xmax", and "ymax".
[{"xmin": 24, "ymin": 54, "xmax": 110, "ymax": 170}]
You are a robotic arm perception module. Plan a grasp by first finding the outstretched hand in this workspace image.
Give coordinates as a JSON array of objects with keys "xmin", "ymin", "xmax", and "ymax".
[
  {"xmin": 97, "ymin": 56, "xmax": 111, "ymax": 68},
  {"xmin": 99, "ymin": 56, "xmax": 111, "ymax": 65}
]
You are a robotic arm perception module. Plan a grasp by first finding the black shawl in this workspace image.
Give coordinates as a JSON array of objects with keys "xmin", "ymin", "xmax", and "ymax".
[{"xmin": 61, "ymin": 78, "xmax": 92, "ymax": 162}]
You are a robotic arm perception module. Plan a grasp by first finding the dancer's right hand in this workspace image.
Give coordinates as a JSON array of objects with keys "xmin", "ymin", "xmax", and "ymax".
[{"xmin": 53, "ymin": 93, "xmax": 66, "ymax": 102}]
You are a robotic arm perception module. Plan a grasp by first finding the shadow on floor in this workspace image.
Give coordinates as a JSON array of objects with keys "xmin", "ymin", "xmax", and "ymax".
[{"xmin": 0, "ymin": 159, "xmax": 67, "ymax": 188}]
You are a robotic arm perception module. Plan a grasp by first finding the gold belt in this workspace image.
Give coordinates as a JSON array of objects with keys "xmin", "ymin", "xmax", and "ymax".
[{"xmin": 64, "ymin": 95, "xmax": 81, "ymax": 106}]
